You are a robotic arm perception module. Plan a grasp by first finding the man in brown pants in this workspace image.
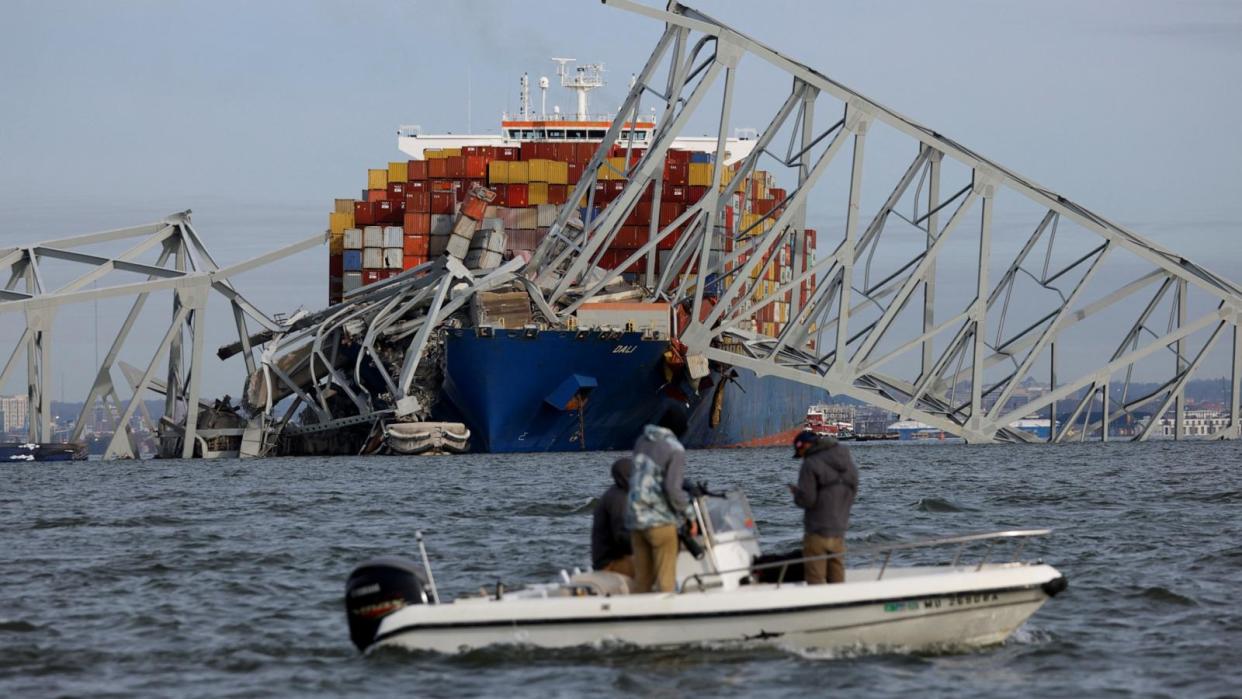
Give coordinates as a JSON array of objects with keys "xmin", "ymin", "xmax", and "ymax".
[
  {"xmin": 788, "ymin": 430, "xmax": 858, "ymax": 584},
  {"xmin": 627, "ymin": 406, "xmax": 695, "ymax": 593}
]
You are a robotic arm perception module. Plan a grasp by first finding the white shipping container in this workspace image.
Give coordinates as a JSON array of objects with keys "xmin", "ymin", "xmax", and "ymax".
[
  {"xmin": 452, "ymin": 215, "xmax": 477, "ymax": 238},
  {"xmin": 446, "ymin": 233, "xmax": 471, "ymax": 260},
  {"xmin": 343, "ymin": 271, "xmax": 363, "ymax": 293},
  {"xmin": 383, "ymin": 226, "xmax": 404, "ymax": 248},
  {"xmin": 464, "ymin": 248, "xmax": 503, "ymax": 270},
  {"xmin": 363, "ymin": 247, "xmax": 384, "ymax": 269},
  {"xmin": 363, "ymin": 226, "xmax": 384, "ymax": 248},
  {"xmin": 383, "ymin": 248, "xmax": 403, "ymax": 269},
  {"xmin": 343, "ymin": 228, "xmax": 363, "ymax": 250},
  {"xmin": 536, "ymin": 203, "xmax": 558, "ymax": 228},
  {"xmin": 430, "ymin": 215, "xmax": 454, "ymax": 236}
]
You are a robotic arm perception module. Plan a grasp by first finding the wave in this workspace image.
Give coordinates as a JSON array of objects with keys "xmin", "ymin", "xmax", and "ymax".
[
  {"xmin": 0, "ymin": 619, "xmax": 39, "ymax": 632},
  {"xmin": 912, "ymin": 497, "xmax": 974, "ymax": 513},
  {"xmin": 1133, "ymin": 586, "xmax": 1198, "ymax": 607},
  {"xmin": 515, "ymin": 499, "xmax": 596, "ymax": 517}
]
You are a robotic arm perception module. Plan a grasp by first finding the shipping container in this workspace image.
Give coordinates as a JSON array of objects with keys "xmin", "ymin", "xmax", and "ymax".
[
  {"xmin": 383, "ymin": 248, "xmax": 403, "ymax": 269},
  {"xmin": 376, "ymin": 199, "xmax": 400, "ymax": 224},
  {"xmin": 405, "ymin": 190, "xmax": 430, "ymax": 213},
  {"xmin": 403, "ymin": 254, "xmax": 427, "ymax": 270},
  {"xmin": 343, "ymin": 228, "xmax": 363, "ymax": 250},
  {"xmin": 383, "ymin": 226, "xmax": 404, "ymax": 248},
  {"xmin": 343, "ymin": 271, "xmax": 363, "ymax": 293},
  {"xmin": 429, "ymin": 214, "xmax": 454, "ymax": 236},
  {"xmin": 368, "ymin": 169, "xmax": 388, "ymax": 191},
  {"xmin": 407, "ymin": 159, "xmax": 428, "ymax": 181},
  {"xmin": 343, "ymin": 250, "xmax": 363, "ymax": 272},
  {"xmin": 503, "ymin": 183, "xmax": 529, "ymax": 208},
  {"xmin": 528, "ymin": 182, "xmax": 548, "ymax": 205},
  {"xmin": 388, "ymin": 161, "xmax": 408, "ymax": 183},
  {"xmin": 403, "ymin": 234, "xmax": 430, "ymax": 257},
  {"xmin": 365, "ymin": 189, "xmax": 387, "ymax": 203},
  {"xmin": 403, "ymin": 212, "xmax": 430, "ymax": 236},
  {"xmin": 688, "ymin": 162, "xmax": 713, "ymax": 187},
  {"xmin": 429, "ymin": 158, "xmax": 448, "ymax": 179},
  {"xmin": 547, "ymin": 184, "xmax": 568, "ymax": 205},
  {"xmin": 363, "ymin": 226, "xmax": 383, "ymax": 248},
  {"xmin": 430, "ymin": 191, "xmax": 454, "ymax": 215},
  {"xmin": 329, "ymin": 232, "xmax": 344, "ymax": 255},
  {"xmin": 508, "ymin": 160, "xmax": 530, "ymax": 184},
  {"xmin": 446, "ymin": 156, "xmax": 465, "ymax": 179},
  {"xmin": 329, "ymin": 211, "xmax": 354, "ymax": 235},
  {"xmin": 363, "ymin": 247, "xmax": 384, "ymax": 269},
  {"xmin": 334, "ymin": 198, "xmax": 355, "ymax": 214}
]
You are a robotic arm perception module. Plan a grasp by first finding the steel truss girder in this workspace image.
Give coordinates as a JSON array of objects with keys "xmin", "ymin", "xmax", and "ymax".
[
  {"xmin": 538, "ymin": 0, "xmax": 1242, "ymax": 443},
  {"xmin": 0, "ymin": 212, "xmax": 323, "ymax": 456}
]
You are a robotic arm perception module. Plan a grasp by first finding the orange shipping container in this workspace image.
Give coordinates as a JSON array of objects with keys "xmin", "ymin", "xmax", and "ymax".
[
  {"xmin": 403, "ymin": 212, "xmax": 430, "ymax": 236},
  {"xmin": 428, "ymin": 158, "xmax": 448, "ymax": 179},
  {"xmin": 407, "ymin": 160, "xmax": 428, "ymax": 181},
  {"xmin": 365, "ymin": 189, "xmax": 387, "ymax": 203},
  {"xmin": 403, "ymin": 234, "xmax": 430, "ymax": 257},
  {"xmin": 464, "ymin": 155, "xmax": 487, "ymax": 179},
  {"xmin": 404, "ymin": 254, "xmax": 427, "ymax": 270}
]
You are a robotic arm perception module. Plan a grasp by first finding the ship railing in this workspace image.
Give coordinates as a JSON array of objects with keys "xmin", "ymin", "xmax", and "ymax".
[
  {"xmin": 679, "ymin": 528, "xmax": 1053, "ymax": 592},
  {"xmin": 500, "ymin": 112, "xmax": 655, "ymax": 124}
]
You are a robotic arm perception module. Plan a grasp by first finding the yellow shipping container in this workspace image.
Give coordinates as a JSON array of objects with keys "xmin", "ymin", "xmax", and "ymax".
[
  {"xmin": 334, "ymin": 198, "xmax": 355, "ymax": 214},
  {"xmin": 528, "ymin": 182, "xmax": 549, "ymax": 205},
  {"xmin": 527, "ymin": 159, "xmax": 550, "ymax": 183},
  {"xmin": 508, "ymin": 161, "xmax": 530, "ymax": 184},
  {"xmin": 424, "ymin": 148, "xmax": 445, "ymax": 159},
  {"xmin": 596, "ymin": 163, "xmax": 612, "ymax": 181},
  {"xmin": 329, "ymin": 231, "xmax": 344, "ymax": 255},
  {"xmin": 550, "ymin": 160, "xmax": 569, "ymax": 185},
  {"xmin": 608, "ymin": 156, "xmax": 627, "ymax": 177},
  {"xmin": 329, "ymin": 211, "xmax": 354, "ymax": 235},
  {"xmin": 388, "ymin": 161, "xmax": 408, "ymax": 183},
  {"xmin": 440, "ymin": 147, "xmax": 461, "ymax": 157},
  {"xmin": 688, "ymin": 163, "xmax": 713, "ymax": 187},
  {"xmin": 368, "ymin": 169, "xmax": 388, "ymax": 191},
  {"xmin": 488, "ymin": 160, "xmax": 509, "ymax": 184}
]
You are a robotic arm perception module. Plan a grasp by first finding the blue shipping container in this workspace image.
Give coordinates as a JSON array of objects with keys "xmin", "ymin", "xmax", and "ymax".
[
  {"xmin": 343, "ymin": 250, "xmax": 363, "ymax": 272},
  {"xmin": 689, "ymin": 151, "xmax": 713, "ymax": 164}
]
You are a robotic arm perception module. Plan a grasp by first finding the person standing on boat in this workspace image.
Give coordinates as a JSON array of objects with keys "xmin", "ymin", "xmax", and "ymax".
[
  {"xmin": 788, "ymin": 430, "xmax": 858, "ymax": 584},
  {"xmin": 627, "ymin": 405, "xmax": 696, "ymax": 593},
  {"xmin": 591, "ymin": 456, "xmax": 635, "ymax": 577}
]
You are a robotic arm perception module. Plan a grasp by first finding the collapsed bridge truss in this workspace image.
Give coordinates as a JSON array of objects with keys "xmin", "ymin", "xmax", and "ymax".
[{"xmin": 528, "ymin": 0, "xmax": 1242, "ymax": 442}]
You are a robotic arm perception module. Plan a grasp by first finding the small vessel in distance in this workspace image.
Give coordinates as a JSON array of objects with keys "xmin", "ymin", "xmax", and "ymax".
[
  {"xmin": 1, "ymin": 442, "xmax": 87, "ymax": 462},
  {"xmin": 344, "ymin": 488, "xmax": 1066, "ymax": 654}
]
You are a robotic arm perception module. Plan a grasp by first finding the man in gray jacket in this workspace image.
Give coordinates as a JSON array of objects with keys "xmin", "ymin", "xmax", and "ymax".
[
  {"xmin": 626, "ymin": 405, "xmax": 695, "ymax": 593},
  {"xmin": 787, "ymin": 430, "xmax": 858, "ymax": 584}
]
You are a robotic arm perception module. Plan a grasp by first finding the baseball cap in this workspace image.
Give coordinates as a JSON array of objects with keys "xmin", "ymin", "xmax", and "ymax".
[{"xmin": 792, "ymin": 429, "xmax": 818, "ymax": 458}]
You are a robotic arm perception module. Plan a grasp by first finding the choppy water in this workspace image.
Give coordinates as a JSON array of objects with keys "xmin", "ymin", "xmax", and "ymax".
[{"xmin": 3, "ymin": 441, "xmax": 1240, "ymax": 698}]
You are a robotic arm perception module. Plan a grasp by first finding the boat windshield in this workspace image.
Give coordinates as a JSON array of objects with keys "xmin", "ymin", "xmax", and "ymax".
[{"xmin": 704, "ymin": 490, "xmax": 758, "ymax": 540}]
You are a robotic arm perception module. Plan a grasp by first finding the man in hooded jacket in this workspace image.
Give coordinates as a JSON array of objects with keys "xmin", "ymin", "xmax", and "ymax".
[
  {"xmin": 591, "ymin": 457, "xmax": 635, "ymax": 577},
  {"xmin": 627, "ymin": 405, "xmax": 695, "ymax": 593},
  {"xmin": 788, "ymin": 430, "xmax": 858, "ymax": 584}
]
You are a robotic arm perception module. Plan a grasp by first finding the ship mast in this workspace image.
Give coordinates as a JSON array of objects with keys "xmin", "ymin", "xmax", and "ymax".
[{"xmin": 551, "ymin": 58, "xmax": 604, "ymax": 120}]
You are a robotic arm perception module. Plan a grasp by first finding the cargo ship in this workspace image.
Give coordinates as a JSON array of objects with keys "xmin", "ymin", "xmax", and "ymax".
[{"xmin": 318, "ymin": 61, "xmax": 827, "ymax": 453}]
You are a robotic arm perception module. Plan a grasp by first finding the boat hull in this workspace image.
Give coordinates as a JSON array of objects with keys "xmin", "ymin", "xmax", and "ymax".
[
  {"xmin": 371, "ymin": 565, "xmax": 1063, "ymax": 654},
  {"xmin": 438, "ymin": 328, "xmax": 827, "ymax": 453}
]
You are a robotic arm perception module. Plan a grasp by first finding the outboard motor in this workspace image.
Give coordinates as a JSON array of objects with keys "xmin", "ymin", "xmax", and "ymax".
[{"xmin": 345, "ymin": 556, "xmax": 430, "ymax": 652}]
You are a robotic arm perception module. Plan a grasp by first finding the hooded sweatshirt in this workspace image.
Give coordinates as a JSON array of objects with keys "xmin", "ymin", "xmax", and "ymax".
[
  {"xmin": 626, "ymin": 425, "xmax": 692, "ymax": 531},
  {"xmin": 792, "ymin": 437, "xmax": 859, "ymax": 538},
  {"xmin": 591, "ymin": 457, "xmax": 634, "ymax": 569}
]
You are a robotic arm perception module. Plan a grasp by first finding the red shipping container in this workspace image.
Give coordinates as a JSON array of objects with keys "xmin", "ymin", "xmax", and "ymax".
[
  {"xmin": 567, "ymin": 161, "xmax": 582, "ymax": 183},
  {"xmin": 428, "ymin": 158, "xmax": 448, "ymax": 179},
  {"xmin": 405, "ymin": 190, "xmax": 430, "ymax": 213},
  {"xmin": 454, "ymin": 182, "xmax": 470, "ymax": 204},
  {"xmin": 461, "ymin": 196, "xmax": 487, "ymax": 220},
  {"xmin": 365, "ymin": 189, "xmax": 387, "ymax": 203},
  {"xmin": 353, "ymin": 201, "xmax": 376, "ymax": 226},
  {"xmin": 407, "ymin": 179, "xmax": 427, "ymax": 192},
  {"xmin": 688, "ymin": 185, "xmax": 708, "ymax": 203},
  {"xmin": 463, "ymin": 145, "xmax": 481, "ymax": 156},
  {"xmin": 387, "ymin": 181, "xmax": 406, "ymax": 200},
  {"xmin": 375, "ymin": 199, "xmax": 398, "ymax": 224},
  {"xmin": 805, "ymin": 228, "xmax": 817, "ymax": 249},
  {"xmin": 407, "ymin": 160, "xmax": 428, "ymax": 181},
  {"xmin": 658, "ymin": 224, "xmax": 681, "ymax": 250},
  {"xmin": 755, "ymin": 198, "xmax": 778, "ymax": 216},
  {"xmin": 497, "ymin": 146, "xmax": 519, "ymax": 161},
  {"xmin": 430, "ymin": 179, "xmax": 455, "ymax": 192},
  {"xmin": 430, "ymin": 191, "xmax": 454, "ymax": 215},
  {"xmin": 403, "ymin": 234, "xmax": 430, "ymax": 256},
  {"xmin": 403, "ymin": 212, "xmax": 430, "ymax": 235},
  {"xmin": 666, "ymin": 185, "xmax": 689, "ymax": 203},
  {"xmin": 658, "ymin": 202, "xmax": 683, "ymax": 227},
  {"xmin": 404, "ymin": 254, "xmax": 427, "ymax": 270},
  {"xmin": 770, "ymin": 188, "xmax": 787, "ymax": 202},
  {"xmin": 363, "ymin": 270, "xmax": 383, "ymax": 285},
  {"xmin": 520, "ymin": 142, "xmax": 538, "ymax": 161},
  {"xmin": 504, "ymin": 184, "xmax": 529, "ymax": 208},
  {"xmin": 664, "ymin": 160, "xmax": 688, "ymax": 186},
  {"xmin": 463, "ymin": 155, "xmax": 486, "ymax": 179},
  {"xmin": 329, "ymin": 253, "xmax": 343, "ymax": 276},
  {"xmin": 609, "ymin": 180, "xmax": 626, "ymax": 196},
  {"xmin": 569, "ymin": 142, "xmax": 590, "ymax": 162},
  {"xmin": 666, "ymin": 149, "xmax": 691, "ymax": 165},
  {"xmin": 445, "ymin": 156, "xmax": 465, "ymax": 179},
  {"xmin": 625, "ymin": 201, "xmax": 652, "ymax": 227},
  {"xmin": 547, "ymin": 184, "xmax": 568, "ymax": 205}
]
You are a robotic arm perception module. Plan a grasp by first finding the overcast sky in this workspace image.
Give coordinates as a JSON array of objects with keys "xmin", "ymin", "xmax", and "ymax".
[{"xmin": 1, "ymin": 0, "xmax": 1240, "ymax": 403}]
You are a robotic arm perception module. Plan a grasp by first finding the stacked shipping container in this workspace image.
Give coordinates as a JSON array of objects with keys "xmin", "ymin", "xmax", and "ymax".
[{"xmin": 325, "ymin": 144, "xmax": 817, "ymax": 341}]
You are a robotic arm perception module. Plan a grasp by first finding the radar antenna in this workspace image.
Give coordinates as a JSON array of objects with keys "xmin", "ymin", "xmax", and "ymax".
[{"xmin": 551, "ymin": 58, "xmax": 604, "ymax": 120}]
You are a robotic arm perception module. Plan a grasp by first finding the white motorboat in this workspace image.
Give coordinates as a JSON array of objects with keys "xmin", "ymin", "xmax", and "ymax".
[{"xmin": 345, "ymin": 489, "xmax": 1066, "ymax": 655}]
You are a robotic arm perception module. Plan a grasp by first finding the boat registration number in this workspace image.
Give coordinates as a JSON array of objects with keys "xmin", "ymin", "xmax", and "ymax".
[{"xmin": 885, "ymin": 592, "xmax": 1000, "ymax": 613}]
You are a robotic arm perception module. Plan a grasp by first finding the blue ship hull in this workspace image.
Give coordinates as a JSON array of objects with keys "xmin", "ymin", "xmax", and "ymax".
[{"xmin": 438, "ymin": 329, "xmax": 827, "ymax": 453}]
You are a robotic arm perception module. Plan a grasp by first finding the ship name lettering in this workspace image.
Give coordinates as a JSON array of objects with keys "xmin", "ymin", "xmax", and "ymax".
[{"xmin": 612, "ymin": 345, "xmax": 637, "ymax": 354}]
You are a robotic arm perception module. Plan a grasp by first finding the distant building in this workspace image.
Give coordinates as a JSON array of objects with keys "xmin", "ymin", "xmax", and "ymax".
[
  {"xmin": 0, "ymin": 394, "xmax": 28, "ymax": 433},
  {"xmin": 887, "ymin": 420, "xmax": 942, "ymax": 440},
  {"xmin": 1149, "ymin": 409, "xmax": 1230, "ymax": 438}
]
